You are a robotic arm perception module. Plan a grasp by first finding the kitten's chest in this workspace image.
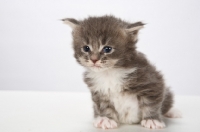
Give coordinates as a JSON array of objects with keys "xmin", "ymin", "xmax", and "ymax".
[
  {"xmin": 86, "ymin": 68, "xmax": 136, "ymax": 94},
  {"xmin": 93, "ymin": 72, "xmax": 123, "ymax": 94}
]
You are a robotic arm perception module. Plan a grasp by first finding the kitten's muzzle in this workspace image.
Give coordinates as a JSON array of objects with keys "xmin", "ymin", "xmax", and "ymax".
[
  {"xmin": 91, "ymin": 59, "xmax": 98, "ymax": 64},
  {"xmin": 90, "ymin": 54, "xmax": 100, "ymax": 64}
]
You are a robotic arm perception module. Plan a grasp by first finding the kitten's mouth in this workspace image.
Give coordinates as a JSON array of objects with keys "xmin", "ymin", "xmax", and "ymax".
[
  {"xmin": 91, "ymin": 65, "xmax": 102, "ymax": 68},
  {"xmin": 89, "ymin": 65, "xmax": 110, "ymax": 72}
]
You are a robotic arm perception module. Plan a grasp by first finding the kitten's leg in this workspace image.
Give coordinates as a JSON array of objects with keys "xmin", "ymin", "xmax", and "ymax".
[
  {"xmin": 161, "ymin": 88, "xmax": 174, "ymax": 114},
  {"xmin": 91, "ymin": 91, "xmax": 118, "ymax": 129},
  {"xmin": 138, "ymin": 86, "xmax": 166, "ymax": 129},
  {"xmin": 140, "ymin": 99, "xmax": 166, "ymax": 129}
]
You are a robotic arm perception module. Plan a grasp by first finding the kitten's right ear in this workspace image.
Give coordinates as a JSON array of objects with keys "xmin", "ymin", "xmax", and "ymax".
[
  {"xmin": 125, "ymin": 22, "xmax": 144, "ymax": 33},
  {"xmin": 125, "ymin": 22, "xmax": 145, "ymax": 42},
  {"xmin": 62, "ymin": 18, "xmax": 80, "ymax": 29}
]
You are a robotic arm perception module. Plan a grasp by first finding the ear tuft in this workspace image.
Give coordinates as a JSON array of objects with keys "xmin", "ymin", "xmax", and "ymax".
[
  {"xmin": 126, "ymin": 22, "xmax": 145, "ymax": 33},
  {"xmin": 125, "ymin": 21, "xmax": 145, "ymax": 42},
  {"xmin": 127, "ymin": 22, "xmax": 145, "ymax": 28},
  {"xmin": 62, "ymin": 18, "xmax": 80, "ymax": 29}
]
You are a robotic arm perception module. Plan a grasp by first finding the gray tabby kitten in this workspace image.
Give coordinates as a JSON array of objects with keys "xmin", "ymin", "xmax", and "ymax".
[{"xmin": 63, "ymin": 15, "xmax": 181, "ymax": 129}]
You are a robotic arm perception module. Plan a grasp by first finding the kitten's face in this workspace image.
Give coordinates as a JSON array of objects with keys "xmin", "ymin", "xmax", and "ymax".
[
  {"xmin": 63, "ymin": 16, "xmax": 144, "ymax": 72},
  {"xmin": 73, "ymin": 35, "xmax": 125, "ymax": 72},
  {"xmin": 77, "ymin": 44, "xmax": 118, "ymax": 72}
]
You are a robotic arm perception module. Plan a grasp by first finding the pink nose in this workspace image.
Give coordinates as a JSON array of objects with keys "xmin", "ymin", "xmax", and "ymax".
[{"xmin": 91, "ymin": 59, "xmax": 98, "ymax": 64}]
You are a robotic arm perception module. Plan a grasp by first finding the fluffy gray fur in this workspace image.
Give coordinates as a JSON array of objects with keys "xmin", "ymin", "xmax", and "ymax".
[{"xmin": 63, "ymin": 15, "xmax": 176, "ymax": 129}]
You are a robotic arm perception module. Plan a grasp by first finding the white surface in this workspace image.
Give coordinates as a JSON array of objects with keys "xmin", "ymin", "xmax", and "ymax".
[
  {"xmin": 0, "ymin": 91, "xmax": 200, "ymax": 132},
  {"xmin": 0, "ymin": 0, "xmax": 200, "ymax": 96}
]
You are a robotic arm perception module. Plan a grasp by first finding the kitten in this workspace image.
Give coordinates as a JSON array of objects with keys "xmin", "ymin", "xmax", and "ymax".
[{"xmin": 62, "ymin": 15, "xmax": 181, "ymax": 129}]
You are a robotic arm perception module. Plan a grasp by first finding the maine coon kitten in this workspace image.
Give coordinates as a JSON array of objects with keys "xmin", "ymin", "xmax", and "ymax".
[{"xmin": 62, "ymin": 15, "xmax": 181, "ymax": 129}]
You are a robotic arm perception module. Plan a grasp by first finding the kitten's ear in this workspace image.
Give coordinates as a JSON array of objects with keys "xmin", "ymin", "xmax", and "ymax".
[
  {"xmin": 62, "ymin": 18, "xmax": 80, "ymax": 29},
  {"xmin": 125, "ymin": 22, "xmax": 145, "ymax": 41}
]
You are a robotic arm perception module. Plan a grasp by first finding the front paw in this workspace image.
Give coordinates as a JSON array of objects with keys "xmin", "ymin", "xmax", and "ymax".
[
  {"xmin": 141, "ymin": 119, "xmax": 165, "ymax": 129},
  {"xmin": 94, "ymin": 116, "xmax": 118, "ymax": 129}
]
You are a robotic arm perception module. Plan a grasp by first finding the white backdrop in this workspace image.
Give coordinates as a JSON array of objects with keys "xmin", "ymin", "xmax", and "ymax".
[{"xmin": 0, "ymin": 0, "xmax": 200, "ymax": 95}]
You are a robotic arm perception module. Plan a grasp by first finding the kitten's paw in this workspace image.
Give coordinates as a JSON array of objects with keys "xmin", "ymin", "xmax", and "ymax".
[
  {"xmin": 164, "ymin": 108, "xmax": 182, "ymax": 118},
  {"xmin": 94, "ymin": 116, "xmax": 118, "ymax": 129},
  {"xmin": 141, "ymin": 119, "xmax": 166, "ymax": 129}
]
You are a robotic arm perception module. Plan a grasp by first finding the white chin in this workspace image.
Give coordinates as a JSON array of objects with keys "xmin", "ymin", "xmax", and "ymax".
[{"xmin": 89, "ymin": 67, "xmax": 108, "ymax": 72}]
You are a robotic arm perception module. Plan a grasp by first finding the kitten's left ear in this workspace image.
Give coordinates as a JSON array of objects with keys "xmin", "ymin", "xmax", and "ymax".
[
  {"xmin": 125, "ymin": 22, "xmax": 145, "ymax": 41},
  {"xmin": 62, "ymin": 18, "xmax": 80, "ymax": 29}
]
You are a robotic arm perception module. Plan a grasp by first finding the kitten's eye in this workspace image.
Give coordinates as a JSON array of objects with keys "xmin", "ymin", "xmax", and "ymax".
[
  {"xmin": 103, "ymin": 46, "xmax": 112, "ymax": 53},
  {"xmin": 83, "ymin": 46, "xmax": 90, "ymax": 52}
]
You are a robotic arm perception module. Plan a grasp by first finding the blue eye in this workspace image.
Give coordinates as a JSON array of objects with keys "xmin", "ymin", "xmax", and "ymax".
[
  {"xmin": 103, "ymin": 46, "xmax": 112, "ymax": 53},
  {"xmin": 83, "ymin": 46, "xmax": 90, "ymax": 52}
]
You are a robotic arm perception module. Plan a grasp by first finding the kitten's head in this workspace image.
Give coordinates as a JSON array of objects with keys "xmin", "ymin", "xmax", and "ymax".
[{"xmin": 63, "ymin": 16, "xmax": 144, "ymax": 72}]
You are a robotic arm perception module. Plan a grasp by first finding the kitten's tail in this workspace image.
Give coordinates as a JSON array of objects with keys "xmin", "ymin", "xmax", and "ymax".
[{"xmin": 162, "ymin": 88, "xmax": 182, "ymax": 118}]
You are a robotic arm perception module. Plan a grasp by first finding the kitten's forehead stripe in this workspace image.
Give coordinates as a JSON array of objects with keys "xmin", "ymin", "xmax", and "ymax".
[
  {"xmin": 92, "ymin": 42, "xmax": 99, "ymax": 52},
  {"xmin": 102, "ymin": 37, "xmax": 106, "ymax": 45},
  {"xmin": 85, "ymin": 37, "xmax": 90, "ymax": 44},
  {"xmin": 99, "ymin": 45, "xmax": 104, "ymax": 52}
]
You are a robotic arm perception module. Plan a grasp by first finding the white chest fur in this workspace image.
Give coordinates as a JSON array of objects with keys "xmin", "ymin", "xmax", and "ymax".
[
  {"xmin": 86, "ymin": 68, "xmax": 137, "ymax": 94},
  {"xmin": 86, "ymin": 68, "xmax": 140, "ymax": 124}
]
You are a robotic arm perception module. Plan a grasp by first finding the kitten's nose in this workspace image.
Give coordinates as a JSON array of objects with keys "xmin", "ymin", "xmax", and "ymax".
[
  {"xmin": 91, "ymin": 59, "xmax": 98, "ymax": 64},
  {"xmin": 90, "ymin": 54, "xmax": 99, "ymax": 64}
]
